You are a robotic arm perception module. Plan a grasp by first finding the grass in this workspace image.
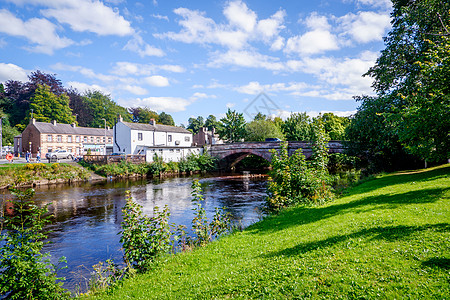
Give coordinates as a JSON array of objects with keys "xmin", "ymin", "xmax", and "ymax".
[{"xmin": 84, "ymin": 164, "xmax": 450, "ymax": 299}]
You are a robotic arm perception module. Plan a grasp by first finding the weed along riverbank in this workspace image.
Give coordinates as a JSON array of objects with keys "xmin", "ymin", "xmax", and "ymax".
[
  {"xmin": 0, "ymin": 162, "xmax": 92, "ymax": 189},
  {"xmin": 84, "ymin": 164, "xmax": 450, "ymax": 299}
]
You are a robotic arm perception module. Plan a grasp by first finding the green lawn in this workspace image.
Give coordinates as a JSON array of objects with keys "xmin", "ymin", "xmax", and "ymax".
[{"xmin": 85, "ymin": 164, "xmax": 450, "ymax": 299}]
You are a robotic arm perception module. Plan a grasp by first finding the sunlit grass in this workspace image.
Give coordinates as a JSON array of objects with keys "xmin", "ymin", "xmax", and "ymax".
[{"xmin": 85, "ymin": 164, "xmax": 450, "ymax": 299}]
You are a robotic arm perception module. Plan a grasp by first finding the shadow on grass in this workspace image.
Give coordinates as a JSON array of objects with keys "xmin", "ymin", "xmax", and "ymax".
[
  {"xmin": 422, "ymin": 257, "xmax": 450, "ymax": 271},
  {"xmin": 249, "ymin": 186, "xmax": 449, "ymax": 235},
  {"xmin": 263, "ymin": 223, "xmax": 450, "ymax": 258},
  {"xmin": 345, "ymin": 165, "xmax": 450, "ymax": 196}
]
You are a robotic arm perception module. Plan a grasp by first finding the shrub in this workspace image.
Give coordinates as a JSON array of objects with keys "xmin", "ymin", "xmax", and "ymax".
[{"xmin": 0, "ymin": 188, "xmax": 69, "ymax": 299}]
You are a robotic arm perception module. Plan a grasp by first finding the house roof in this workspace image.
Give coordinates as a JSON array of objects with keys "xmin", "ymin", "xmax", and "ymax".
[
  {"xmin": 32, "ymin": 121, "xmax": 113, "ymax": 136},
  {"xmin": 121, "ymin": 121, "xmax": 191, "ymax": 134}
]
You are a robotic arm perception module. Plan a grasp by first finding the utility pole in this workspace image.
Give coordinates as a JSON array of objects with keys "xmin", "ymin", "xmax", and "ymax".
[{"xmin": 0, "ymin": 117, "xmax": 2, "ymax": 158}]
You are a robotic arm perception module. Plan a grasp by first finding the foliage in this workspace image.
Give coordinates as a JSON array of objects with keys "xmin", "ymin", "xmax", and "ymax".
[
  {"xmin": 314, "ymin": 113, "xmax": 349, "ymax": 140},
  {"xmin": 83, "ymin": 90, "xmax": 131, "ymax": 128},
  {"xmin": 129, "ymin": 107, "xmax": 159, "ymax": 124},
  {"xmin": 266, "ymin": 139, "xmax": 333, "ymax": 212},
  {"xmin": 281, "ymin": 112, "xmax": 311, "ymax": 141},
  {"xmin": 88, "ymin": 259, "xmax": 125, "ymax": 294},
  {"xmin": 217, "ymin": 109, "xmax": 246, "ymax": 142},
  {"xmin": 84, "ymin": 164, "xmax": 450, "ymax": 300},
  {"xmin": 29, "ymin": 84, "xmax": 76, "ymax": 124},
  {"xmin": 204, "ymin": 114, "xmax": 220, "ymax": 132},
  {"xmin": 244, "ymin": 119, "xmax": 285, "ymax": 142},
  {"xmin": 189, "ymin": 180, "xmax": 231, "ymax": 247},
  {"xmin": 148, "ymin": 154, "xmax": 167, "ymax": 176},
  {"xmin": 178, "ymin": 151, "xmax": 217, "ymax": 173},
  {"xmin": 187, "ymin": 116, "xmax": 204, "ymax": 134},
  {"xmin": 348, "ymin": 0, "xmax": 450, "ymax": 163},
  {"xmin": 0, "ymin": 163, "xmax": 90, "ymax": 187},
  {"xmin": 158, "ymin": 112, "xmax": 175, "ymax": 126},
  {"xmin": 119, "ymin": 191, "xmax": 174, "ymax": 273},
  {"xmin": 0, "ymin": 188, "xmax": 69, "ymax": 299}
]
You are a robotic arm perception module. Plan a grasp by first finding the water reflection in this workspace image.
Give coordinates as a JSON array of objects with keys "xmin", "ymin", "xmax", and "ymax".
[{"xmin": 2, "ymin": 175, "xmax": 267, "ymax": 292}]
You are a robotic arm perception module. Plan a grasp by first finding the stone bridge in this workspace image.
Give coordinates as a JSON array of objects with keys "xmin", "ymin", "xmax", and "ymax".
[{"xmin": 208, "ymin": 141, "xmax": 344, "ymax": 169}]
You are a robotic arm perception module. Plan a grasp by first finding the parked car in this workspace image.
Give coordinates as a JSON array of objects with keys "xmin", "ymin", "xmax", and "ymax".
[
  {"xmin": 45, "ymin": 150, "xmax": 74, "ymax": 160},
  {"xmin": 265, "ymin": 138, "xmax": 282, "ymax": 142}
]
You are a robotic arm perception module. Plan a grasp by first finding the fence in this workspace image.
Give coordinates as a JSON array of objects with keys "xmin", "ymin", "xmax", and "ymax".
[{"xmin": 83, "ymin": 154, "xmax": 146, "ymax": 165}]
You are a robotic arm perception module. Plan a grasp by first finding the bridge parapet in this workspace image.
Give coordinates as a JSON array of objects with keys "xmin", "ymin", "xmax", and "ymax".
[{"xmin": 208, "ymin": 141, "xmax": 344, "ymax": 169}]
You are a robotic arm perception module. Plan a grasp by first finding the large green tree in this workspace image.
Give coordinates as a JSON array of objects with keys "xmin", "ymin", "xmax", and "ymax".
[
  {"xmin": 29, "ymin": 84, "xmax": 75, "ymax": 124},
  {"xmin": 217, "ymin": 109, "xmax": 246, "ymax": 142},
  {"xmin": 314, "ymin": 113, "xmax": 349, "ymax": 140},
  {"xmin": 129, "ymin": 107, "xmax": 159, "ymax": 124},
  {"xmin": 187, "ymin": 116, "xmax": 204, "ymax": 134},
  {"xmin": 245, "ymin": 119, "xmax": 285, "ymax": 142},
  {"xmin": 158, "ymin": 112, "xmax": 175, "ymax": 126},
  {"xmin": 281, "ymin": 112, "xmax": 311, "ymax": 141},
  {"xmin": 348, "ymin": 0, "xmax": 450, "ymax": 163},
  {"xmin": 83, "ymin": 90, "xmax": 130, "ymax": 128}
]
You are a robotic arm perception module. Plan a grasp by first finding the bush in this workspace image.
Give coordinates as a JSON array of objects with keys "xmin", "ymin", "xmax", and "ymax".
[{"xmin": 0, "ymin": 188, "xmax": 69, "ymax": 299}]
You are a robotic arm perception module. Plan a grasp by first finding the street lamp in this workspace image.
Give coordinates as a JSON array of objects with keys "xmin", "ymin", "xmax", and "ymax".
[
  {"xmin": 101, "ymin": 118, "xmax": 106, "ymax": 155},
  {"xmin": 0, "ymin": 117, "xmax": 3, "ymax": 158}
]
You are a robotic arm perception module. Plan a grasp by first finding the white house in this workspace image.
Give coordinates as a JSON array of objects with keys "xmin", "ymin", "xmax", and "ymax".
[{"xmin": 113, "ymin": 116, "xmax": 201, "ymax": 162}]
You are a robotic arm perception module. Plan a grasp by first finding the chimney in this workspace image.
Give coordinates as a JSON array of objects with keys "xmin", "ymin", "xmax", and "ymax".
[
  {"xmin": 52, "ymin": 120, "xmax": 57, "ymax": 126},
  {"xmin": 149, "ymin": 118, "xmax": 156, "ymax": 126},
  {"xmin": 71, "ymin": 123, "xmax": 76, "ymax": 127},
  {"xmin": 30, "ymin": 118, "xmax": 36, "ymax": 125},
  {"xmin": 118, "ymin": 115, "xmax": 123, "ymax": 122}
]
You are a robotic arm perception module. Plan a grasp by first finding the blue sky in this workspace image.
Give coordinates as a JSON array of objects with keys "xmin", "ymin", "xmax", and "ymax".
[{"xmin": 0, "ymin": 0, "xmax": 392, "ymax": 125}]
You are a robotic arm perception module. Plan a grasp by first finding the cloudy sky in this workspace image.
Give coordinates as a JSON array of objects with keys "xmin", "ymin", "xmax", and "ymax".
[{"xmin": 0, "ymin": 0, "xmax": 392, "ymax": 125}]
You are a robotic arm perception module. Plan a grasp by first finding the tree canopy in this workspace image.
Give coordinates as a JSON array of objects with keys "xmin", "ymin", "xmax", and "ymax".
[
  {"xmin": 245, "ymin": 119, "xmax": 284, "ymax": 142},
  {"xmin": 347, "ymin": 0, "xmax": 450, "ymax": 163},
  {"xmin": 217, "ymin": 109, "xmax": 246, "ymax": 142}
]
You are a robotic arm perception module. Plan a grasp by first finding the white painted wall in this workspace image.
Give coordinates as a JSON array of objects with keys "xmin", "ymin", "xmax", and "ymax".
[
  {"xmin": 146, "ymin": 147, "xmax": 202, "ymax": 163},
  {"xmin": 113, "ymin": 122, "xmax": 132, "ymax": 154}
]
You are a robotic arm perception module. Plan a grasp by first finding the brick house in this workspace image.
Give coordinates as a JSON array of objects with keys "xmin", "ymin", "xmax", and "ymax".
[{"xmin": 21, "ymin": 119, "xmax": 113, "ymax": 156}]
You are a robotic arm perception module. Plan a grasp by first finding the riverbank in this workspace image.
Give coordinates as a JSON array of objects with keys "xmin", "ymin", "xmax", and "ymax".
[
  {"xmin": 0, "ymin": 162, "xmax": 93, "ymax": 189},
  {"xmin": 84, "ymin": 164, "xmax": 450, "ymax": 299}
]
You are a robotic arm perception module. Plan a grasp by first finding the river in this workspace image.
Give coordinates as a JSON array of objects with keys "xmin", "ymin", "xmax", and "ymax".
[{"xmin": 1, "ymin": 174, "xmax": 267, "ymax": 292}]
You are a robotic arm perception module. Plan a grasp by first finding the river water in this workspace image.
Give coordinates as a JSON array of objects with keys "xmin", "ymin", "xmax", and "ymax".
[{"xmin": 2, "ymin": 174, "xmax": 267, "ymax": 292}]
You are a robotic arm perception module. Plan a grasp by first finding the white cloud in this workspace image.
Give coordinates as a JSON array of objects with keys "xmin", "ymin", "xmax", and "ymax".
[
  {"xmin": 285, "ymin": 13, "xmax": 339, "ymax": 55},
  {"xmin": 236, "ymin": 81, "xmax": 311, "ymax": 95},
  {"xmin": 189, "ymin": 92, "xmax": 216, "ymax": 100},
  {"xmin": 132, "ymin": 97, "xmax": 191, "ymax": 112},
  {"xmin": 144, "ymin": 75, "xmax": 169, "ymax": 87},
  {"xmin": 67, "ymin": 81, "xmax": 110, "ymax": 94},
  {"xmin": 121, "ymin": 84, "xmax": 148, "ymax": 95},
  {"xmin": 111, "ymin": 62, "xmax": 185, "ymax": 75},
  {"xmin": 0, "ymin": 63, "xmax": 29, "ymax": 82},
  {"xmin": 223, "ymin": 0, "xmax": 257, "ymax": 32},
  {"xmin": 338, "ymin": 11, "xmax": 391, "ymax": 43},
  {"xmin": 226, "ymin": 102, "xmax": 235, "ymax": 108},
  {"xmin": 0, "ymin": 9, "xmax": 73, "ymax": 54},
  {"xmin": 38, "ymin": 0, "xmax": 134, "ymax": 36},
  {"xmin": 157, "ymin": 1, "xmax": 285, "ymax": 50},
  {"xmin": 152, "ymin": 14, "xmax": 169, "ymax": 21},
  {"xmin": 52, "ymin": 63, "xmax": 118, "ymax": 82},
  {"xmin": 123, "ymin": 34, "xmax": 165, "ymax": 57},
  {"xmin": 208, "ymin": 50, "xmax": 284, "ymax": 71}
]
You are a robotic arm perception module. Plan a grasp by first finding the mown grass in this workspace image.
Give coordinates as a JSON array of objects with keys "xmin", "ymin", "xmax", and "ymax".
[{"xmin": 85, "ymin": 164, "xmax": 450, "ymax": 299}]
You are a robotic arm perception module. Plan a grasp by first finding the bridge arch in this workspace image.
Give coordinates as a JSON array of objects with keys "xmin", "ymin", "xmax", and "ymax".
[{"xmin": 217, "ymin": 151, "xmax": 271, "ymax": 170}]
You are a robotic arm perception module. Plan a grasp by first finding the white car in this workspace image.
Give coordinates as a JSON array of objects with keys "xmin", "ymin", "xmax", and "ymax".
[{"xmin": 45, "ymin": 150, "xmax": 74, "ymax": 160}]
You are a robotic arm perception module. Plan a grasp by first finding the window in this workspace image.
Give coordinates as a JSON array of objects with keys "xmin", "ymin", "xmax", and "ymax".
[
  {"xmin": 96, "ymin": 137, "xmax": 100, "ymax": 143},
  {"xmin": 57, "ymin": 135, "xmax": 62, "ymax": 142},
  {"xmin": 76, "ymin": 136, "xmax": 80, "ymax": 143},
  {"xmin": 108, "ymin": 138, "xmax": 112, "ymax": 143},
  {"xmin": 185, "ymin": 136, "xmax": 190, "ymax": 142},
  {"xmin": 168, "ymin": 135, "xmax": 172, "ymax": 142},
  {"xmin": 91, "ymin": 137, "xmax": 94, "ymax": 143},
  {"xmin": 103, "ymin": 137, "xmax": 106, "ymax": 143},
  {"xmin": 138, "ymin": 132, "xmax": 143, "ymax": 141},
  {"xmin": 169, "ymin": 149, "xmax": 174, "ymax": 152},
  {"xmin": 47, "ymin": 135, "xmax": 52, "ymax": 142},
  {"xmin": 176, "ymin": 149, "xmax": 181, "ymax": 153},
  {"xmin": 68, "ymin": 148, "xmax": 72, "ymax": 152},
  {"xmin": 84, "ymin": 136, "xmax": 88, "ymax": 142},
  {"xmin": 68, "ymin": 136, "xmax": 72, "ymax": 143},
  {"xmin": 47, "ymin": 148, "xmax": 52, "ymax": 153}
]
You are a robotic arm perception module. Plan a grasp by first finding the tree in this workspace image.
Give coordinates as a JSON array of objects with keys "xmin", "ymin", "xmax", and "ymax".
[
  {"xmin": 29, "ymin": 84, "xmax": 75, "ymax": 124},
  {"xmin": 281, "ymin": 112, "xmax": 311, "ymax": 141},
  {"xmin": 68, "ymin": 88, "xmax": 92, "ymax": 127},
  {"xmin": 129, "ymin": 107, "xmax": 159, "ymax": 124},
  {"xmin": 204, "ymin": 115, "xmax": 220, "ymax": 131},
  {"xmin": 187, "ymin": 116, "xmax": 204, "ymax": 134},
  {"xmin": 253, "ymin": 112, "xmax": 267, "ymax": 121},
  {"xmin": 83, "ymin": 90, "xmax": 130, "ymax": 128},
  {"xmin": 245, "ymin": 119, "xmax": 284, "ymax": 142},
  {"xmin": 217, "ymin": 109, "xmax": 246, "ymax": 142},
  {"xmin": 350, "ymin": 0, "xmax": 450, "ymax": 163},
  {"xmin": 158, "ymin": 112, "xmax": 175, "ymax": 126},
  {"xmin": 314, "ymin": 113, "xmax": 349, "ymax": 140}
]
